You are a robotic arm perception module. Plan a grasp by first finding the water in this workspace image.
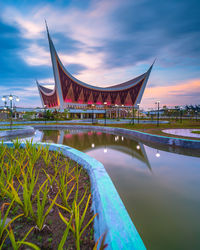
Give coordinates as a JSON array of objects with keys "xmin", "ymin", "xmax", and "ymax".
[{"xmin": 33, "ymin": 129, "xmax": 200, "ymax": 249}]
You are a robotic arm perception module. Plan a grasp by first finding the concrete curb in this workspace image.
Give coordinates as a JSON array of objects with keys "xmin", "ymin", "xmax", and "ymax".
[
  {"xmin": 3, "ymin": 141, "xmax": 145, "ymax": 250},
  {"xmin": 33, "ymin": 124, "xmax": 200, "ymax": 149},
  {"xmin": 0, "ymin": 126, "xmax": 35, "ymax": 139}
]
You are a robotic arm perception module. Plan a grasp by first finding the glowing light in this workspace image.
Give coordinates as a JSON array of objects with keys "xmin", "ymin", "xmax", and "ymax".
[
  {"xmin": 121, "ymin": 136, "xmax": 124, "ymax": 141},
  {"xmin": 115, "ymin": 136, "xmax": 119, "ymax": 141},
  {"xmin": 156, "ymin": 152, "xmax": 160, "ymax": 158},
  {"xmin": 9, "ymin": 95, "xmax": 13, "ymax": 100},
  {"xmin": 91, "ymin": 143, "xmax": 95, "ymax": 148},
  {"xmin": 2, "ymin": 97, "xmax": 6, "ymax": 101},
  {"xmin": 104, "ymin": 148, "xmax": 107, "ymax": 153},
  {"xmin": 64, "ymin": 134, "xmax": 73, "ymax": 139},
  {"xmin": 136, "ymin": 145, "xmax": 140, "ymax": 150},
  {"xmin": 16, "ymin": 97, "xmax": 20, "ymax": 102},
  {"xmin": 65, "ymin": 99, "xmax": 72, "ymax": 103}
]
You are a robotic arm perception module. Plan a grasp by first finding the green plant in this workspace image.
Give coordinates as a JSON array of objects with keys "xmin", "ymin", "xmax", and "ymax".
[
  {"xmin": 41, "ymin": 146, "xmax": 52, "ymax": 166},
  {"xmin": 56, "ymin": 166, "xmax": 75, "ymax": 209},
  {"xmin": 7, "ymin": 226, "xmax": 40, "ymax": 250},
  {"xmin": 59, "ymin": 194, "xmax": 97, "ymax": 250},
  {"xmin": 58, "ymin": 213, "xmax": 73, "ymax": 250},
  {"xmin": 34, "ymin": 181, "xmax": 59, "ymax": 231},
  {"xmin": 2, "ymin": 166, "xmax": 38, "ymax": 218},
  {"xmin": 0, "ymin": 200, "xmax": 23, "ymax": 244}
]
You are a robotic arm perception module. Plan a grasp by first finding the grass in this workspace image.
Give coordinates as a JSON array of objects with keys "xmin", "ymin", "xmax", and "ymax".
[
  {"xmin": 0, "ymin": 140, "xmax": 98, "ymax": 249},
  {"xmin": 191, "ymin": 130, "xmax": 200, "ymax": 134}
]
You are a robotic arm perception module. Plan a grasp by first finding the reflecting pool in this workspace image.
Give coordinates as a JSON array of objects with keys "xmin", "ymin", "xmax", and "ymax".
[{"xmin": 36, "ymin": 129, "xmax": 200, "ymax": 250}]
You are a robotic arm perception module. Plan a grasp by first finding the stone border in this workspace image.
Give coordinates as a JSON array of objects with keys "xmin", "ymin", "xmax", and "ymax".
[
  {"xmin": 162, "ymin": 129, "xmax": 200, "ymax": 138},
  {"xmin": 33, "ymin": 124, "xmax": 200, "ymax": 149},
  {"xmin": 0, "ymin": 126, "xmax": 35, "ymax": 139},
  {"xmin": 0, "ymin": 119, "xmax": 169, "ymax": 125},
  {"xmin": 3, "ymin": 141, "xmax": 145, "ymax": 250}
]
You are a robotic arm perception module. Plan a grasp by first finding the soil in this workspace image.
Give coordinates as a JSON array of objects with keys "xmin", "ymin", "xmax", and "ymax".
[{"xmin": 0, "ymin": 150, "xmax": 95, "ymax": 249}]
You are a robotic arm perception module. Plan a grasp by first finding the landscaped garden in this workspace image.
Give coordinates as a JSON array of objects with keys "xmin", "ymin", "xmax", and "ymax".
[{"xmin": 0, "ymin": 140, "xmax": 98, "ymax": 249}]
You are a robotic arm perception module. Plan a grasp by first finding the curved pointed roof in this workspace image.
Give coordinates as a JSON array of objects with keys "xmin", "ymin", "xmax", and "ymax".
[{"xmin": 38, "ymin": 23, "xmax": 154, "ymax": 107}]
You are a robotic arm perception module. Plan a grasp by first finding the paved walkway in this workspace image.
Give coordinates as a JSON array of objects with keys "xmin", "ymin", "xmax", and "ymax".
[{"xmin": 162, "ymin": 129, "xmax": 200, "ymax": 138}]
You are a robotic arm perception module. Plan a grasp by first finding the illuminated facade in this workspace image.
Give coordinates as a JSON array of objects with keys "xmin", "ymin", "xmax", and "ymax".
[{"xmin": 37, "ymin": 25, "xmax": 154, "ymax": 110}]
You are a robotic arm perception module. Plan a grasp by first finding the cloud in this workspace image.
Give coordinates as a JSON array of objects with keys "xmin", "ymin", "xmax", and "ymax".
[
  {"xmin": 142, "ymin": 78, "xmax": 200, "ymax": 107},
  {"xmin": 0, "ymin": 0, "xmax": 200, "ymax": 108},
  {"xmin": 20, "ymin": 44, "xmax": 50, "ymax": 66}
]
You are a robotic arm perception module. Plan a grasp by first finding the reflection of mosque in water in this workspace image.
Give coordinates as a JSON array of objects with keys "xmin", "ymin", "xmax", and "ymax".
[{"xmin": 41, "ymin": 129, "xmax": 151, "ymax": 171}]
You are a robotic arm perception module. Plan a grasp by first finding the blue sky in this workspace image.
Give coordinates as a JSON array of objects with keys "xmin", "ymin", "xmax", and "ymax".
[{"xmin": 0, "ymin": 0, "xmax": 199, "ymax": 108}]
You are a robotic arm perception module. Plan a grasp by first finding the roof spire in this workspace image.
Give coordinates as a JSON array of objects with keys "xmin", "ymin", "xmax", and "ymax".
[
  {"xmin": 45, "ymin": 19, "xmax": 49, "ymax": 36},
  {"xmin": 152, "ymin": 58, "xmax": 156, "ymax": 66}
]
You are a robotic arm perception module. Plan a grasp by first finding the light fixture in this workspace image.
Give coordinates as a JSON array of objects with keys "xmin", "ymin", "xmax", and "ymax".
[
  {"xmin": 121, "ymin": 136, "xmax": 124, "ymax": 141},
  {"xmin": 91, "ymin": 143, "xmax": 95, "ymax": 148},
  {"xmin": 16, "ymin": 97, "xmax": 20, "ymax": 102},
  {"xmin": 9, "ymin": 95, "xmax": 13, "ymax": 100},
  {"xmin": 104, "ymin": 102, "xmax": 107, "ymax": 105},
  {"xmin": 136, "ymin": 145, "xmax": 140, "ymax": 150},
  {"xmin": 2, "ymin": 97, "xmax": 6, "ymax": 101}
]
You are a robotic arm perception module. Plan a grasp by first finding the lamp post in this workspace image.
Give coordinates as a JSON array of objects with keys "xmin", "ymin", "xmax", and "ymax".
[
  {"xmin": 44, "ymin": 105, "xmax": 47, "ymax": 125},
  {"xmin": 137, "ymin": 103, "xmax": 140, "ymax": 124},
  {"xmin": 132, "ymin": 106, "xmax": 135, "ymax": 125},
  {"xmin": 180, "ymin": 106, "xmax": 183, "ymax": 123},
  {"xmin": 115, "ymin": 104, "xmax": 118, "ymax": 120},
  {"xmin": 91, "ymin": 104, "xmax": 95, "ymax": 124},
  {"xmin": 122, "ymin": 104, "xmax": 124, "ymax": 119},
  {"xmin": 195, "ymin": 110, "xmax": 198, "ymax": 122},
  {"xmin": 104, "ymin": 102, "xmax": 107, "ymax": 126},
  {"xmin": 156, "ymin": 101, "xmax": 160, "ymax": 127},
  {"xmin": 2, "ymin": 94, "xmax": 20, "ymax": 128}
]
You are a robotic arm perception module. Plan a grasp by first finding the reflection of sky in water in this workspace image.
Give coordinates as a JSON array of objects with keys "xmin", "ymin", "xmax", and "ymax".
[
  {"xmin": 83, "ymin": 135, "xmax": 200, "ymax": 250},
  {"xmin": 21, "ymin": 129, "xmax": 200, "ymax": 250}
]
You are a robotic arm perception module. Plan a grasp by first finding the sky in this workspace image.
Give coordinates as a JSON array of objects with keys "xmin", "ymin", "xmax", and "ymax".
[{"xmin": 0, "ymin": 0, "xmax": 199, "ymax": 109}]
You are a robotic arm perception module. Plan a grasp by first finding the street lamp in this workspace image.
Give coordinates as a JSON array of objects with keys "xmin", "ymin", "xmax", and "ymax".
[
  {"xmin": 44, "ymin": 105, "xmax": 47, "ymax": 125},
  {"xmin": 91, "ymin": 104, "xmax": 95, "ymax": 124},
  {"xmin": 104, "ymin": 102, "xmax": 107, "ymax": 126},
  {"xmin": 195, "ymin": 110, "xmax": 198, "ymax": 122},
  {"xmin": 115, "ymin": 104, "xmax": 119, "ymax": 120},
  {"xmin": 156, "ymin": 101, "xmax": 160, "ymax": 127},
  {"xmin": 132, "ymin": 106, "xmax": 135, "ymax": 125},
  {"xmin": 180, "ymin": 106, "xmax": 183, "ymax": 123},
  {"xmin": 2, "ymin": 94, "xmax": 20, "ymax": 127},
  {"xmin": 137, "ymin": 103, "xmax": 140, "ymax": 124},
  {"xmin": 121, "ymin": 104, "xmax": 124, "ymax": 119}
]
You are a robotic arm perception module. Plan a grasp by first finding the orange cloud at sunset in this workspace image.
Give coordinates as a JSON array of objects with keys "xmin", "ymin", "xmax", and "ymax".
[{"xmin": 142, "ymin": 79, "xmax": 200, "ymax": 108}]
